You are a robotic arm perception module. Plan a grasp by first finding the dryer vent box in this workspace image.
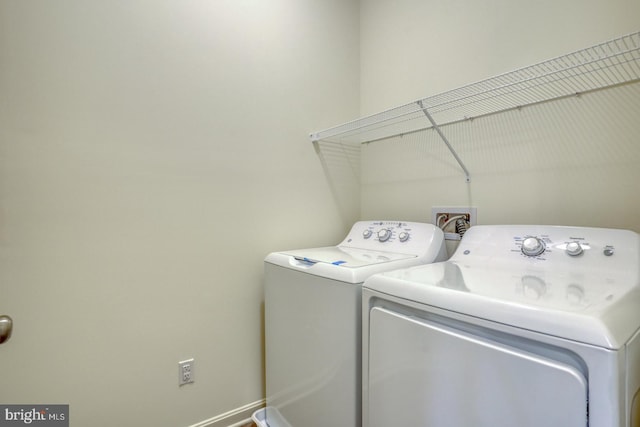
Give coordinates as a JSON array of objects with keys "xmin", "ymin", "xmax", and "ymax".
[{"xmin": 431, "ymin": 207, "xmax": 477, "ymax": 241}]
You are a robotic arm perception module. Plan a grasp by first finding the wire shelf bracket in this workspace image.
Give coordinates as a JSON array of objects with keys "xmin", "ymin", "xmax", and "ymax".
[
  {"xmin": 309, "ymin": 31, "xmax": 640, "ymax": 183},
  {"xmin": 417, "ymin": 100, "xmax": 471, "ymax": 182}
]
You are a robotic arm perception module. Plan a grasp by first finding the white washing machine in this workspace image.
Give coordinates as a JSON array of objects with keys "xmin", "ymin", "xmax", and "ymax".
[
  {"xmin": 254, "ymin": 221, "xmax": 447, "ymax": 427},
  {"xmin": 362, "ymin": 225, "xmax": 640, "ymax": 427}
]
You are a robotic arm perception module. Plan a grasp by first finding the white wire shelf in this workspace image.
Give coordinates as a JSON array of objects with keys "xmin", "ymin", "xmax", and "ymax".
[{"xmin": 310, "ymin": 31, "xmax": 640, "ymax": 146}]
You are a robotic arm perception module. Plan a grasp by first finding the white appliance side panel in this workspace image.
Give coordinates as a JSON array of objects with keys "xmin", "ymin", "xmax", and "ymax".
[
  {"xmin": 627, "ymin": 328, "xmax": 640, "ymax": 427},
  {"xmin": 265, "ymin": 264, "xmax": 361, "ymax": 427},
  {"xmin": 367, "ymin": 307, "xmax": 588, "ymax": 427}
]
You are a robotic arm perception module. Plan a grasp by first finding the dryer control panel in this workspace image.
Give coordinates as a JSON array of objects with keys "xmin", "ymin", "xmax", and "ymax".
[
  {"xmin": 447, "ymin": 224, "xmax": 640, "ymax": 326},
  {"xmin": 369, "ymin": 224, "xmax": 640, "ymax": 348},
  {"xmin": 454, "ymin": 225, "xmax": 639, "ymax": 272}
]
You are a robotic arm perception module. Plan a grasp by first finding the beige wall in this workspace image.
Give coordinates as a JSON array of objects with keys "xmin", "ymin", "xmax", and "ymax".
[
  {"xmin": 359, "ymin": 0, "xmax": 640, "ymax": 252},
  {"xmin": 0, "ymin": 1, "xmax": 359, "ymax": 426},
  {"xmin": 1, "ymin": 1, "xmax": 639, "ymax": 425}
]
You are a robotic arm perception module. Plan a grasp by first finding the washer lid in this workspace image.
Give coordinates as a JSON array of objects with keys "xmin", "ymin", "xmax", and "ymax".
[
  {"xmin": 364, "ymin": 261, "xmax": 640, "ymax": 349},
  {"xmin": 281, "ymin": 246, "xmax": 417, "ymax": 267},
  {"xmin": 265, "ymin": 246, "xmax": 420, "ymax": 283}
]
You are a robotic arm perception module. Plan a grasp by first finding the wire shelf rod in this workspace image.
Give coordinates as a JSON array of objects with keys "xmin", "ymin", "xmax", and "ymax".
[{"xmin": 310, "ymin": 31, "xmax": 640, "ymax": 145}]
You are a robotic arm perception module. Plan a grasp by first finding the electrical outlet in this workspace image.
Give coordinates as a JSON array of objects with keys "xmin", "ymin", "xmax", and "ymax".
[
  {"xmin": 179, "ymin": 359, "xmax": 194, "ymax": 386},
  {"xmin": 431, "ymin": 207, "xmax": 477, "ymax": 241}
]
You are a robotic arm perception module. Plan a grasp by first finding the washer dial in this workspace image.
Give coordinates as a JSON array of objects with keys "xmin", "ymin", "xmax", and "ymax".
[
  {"xmin": 565, "ymin": 242, "xmax": 583, "ymax": 257},
  {"xmin": 399, "ymin": 231, "xmax": 410, "ymax": 242},
  {"xmin": 521, "ymin": 236, "xmax": 546, "ymax": 257},
  {"xmin": 378, "ymin": 229, "xmax": 392, "ymax": 242}
]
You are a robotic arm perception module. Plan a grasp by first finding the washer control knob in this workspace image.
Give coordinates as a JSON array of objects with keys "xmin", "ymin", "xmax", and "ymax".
[
  {"xmin": 522, "ymin": 236, "xmax": 545, "ymax": 257},
  {"xmin": 604, "ymin": 246, "xmax": 615, "ymax": 256},
  {"xmin": 378, "ymin": 229, "xmax": 392, "ymax": 242},
  {"xmin": 565, "ymin": 242, "xmax": 583, "ymax": 257},
  {"xmin": 362, "ymin": 229, "xmax": 373, "ymax": 239},
  {"xmin": 398, "ymin": 231, "xmax": 410, "ymax": 242}
]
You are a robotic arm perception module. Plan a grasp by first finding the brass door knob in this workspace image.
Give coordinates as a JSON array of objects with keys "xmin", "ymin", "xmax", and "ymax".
[{"xmin": 0, "ymin": 315, "xmax": 13, "ymax": 344}]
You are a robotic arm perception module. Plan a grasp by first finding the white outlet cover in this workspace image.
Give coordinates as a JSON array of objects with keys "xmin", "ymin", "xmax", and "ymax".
[{"xmin": 179, "ymin": 359, "xmax": 195, "ymax": 386}]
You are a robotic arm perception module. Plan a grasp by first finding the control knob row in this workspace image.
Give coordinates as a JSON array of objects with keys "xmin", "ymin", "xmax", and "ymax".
[
  {"xmin": 522, "ymin": 237, "xmax": 586, "ymax": 257},
  {"xmin": 362, "ymin": 229, "xmax": 410, "ymax": 242}
]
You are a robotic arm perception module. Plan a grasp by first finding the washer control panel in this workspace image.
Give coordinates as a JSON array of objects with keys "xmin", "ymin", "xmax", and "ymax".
[{"xmin": 339, "ymin": 221, "xmax": 444, "ymax": 257}]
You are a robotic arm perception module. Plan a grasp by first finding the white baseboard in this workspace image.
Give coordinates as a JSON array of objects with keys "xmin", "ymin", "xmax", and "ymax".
[{"xmin": 188, "ymin": 399, "xmax": 265, "ymax": 427}]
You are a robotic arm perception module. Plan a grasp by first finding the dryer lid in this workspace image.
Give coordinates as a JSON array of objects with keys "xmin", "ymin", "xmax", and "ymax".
[
  {"xmin": 364, "ymin": 225, "xmax": 640, "ymax": 349},
  {"xmin": 365, "ymin": 261, "xmax": 640, "ymax": 349}
]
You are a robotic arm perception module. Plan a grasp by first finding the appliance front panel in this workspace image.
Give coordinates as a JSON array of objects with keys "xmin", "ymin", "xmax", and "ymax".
[
  {"xmin": 265, "ymin": 264, "xmax": 361, "ymax": 427},
  {"xmin": 367, "ymin": 307, "xmax": 588, "ymax": 427}
]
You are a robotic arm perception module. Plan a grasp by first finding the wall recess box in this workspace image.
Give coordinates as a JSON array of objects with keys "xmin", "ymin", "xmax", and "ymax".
[{"xmin": 431, "ymin": 207, "xmax": 477, "ymax": 241}]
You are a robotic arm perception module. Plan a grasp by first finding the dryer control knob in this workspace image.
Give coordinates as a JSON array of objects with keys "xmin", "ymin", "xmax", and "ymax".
[
  {"xmin": 522, "ymin": 236, "xmax": 545, "ymax": 257},
  {"xmin": 378, "ymin": 229, "xmax": 392, "ymax": 242},
  {"xmin": 399, "ymin": 231, "xmax": 410, "ymax": 242},
  {"xmin": 363, "ymin": 229, "xmax": 373, "ymax": 239},
  {"xmin": 565, "ymin": 242, "xmax": 583, "ymax": 257}
]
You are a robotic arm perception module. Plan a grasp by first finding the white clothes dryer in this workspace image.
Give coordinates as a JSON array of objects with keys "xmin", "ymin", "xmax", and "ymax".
[
  {"xmin": 254, "ymin": 221, "xmax": 446, "ymax": 427},
  {"xmin": 363, "ymin": 225, "xmax": 640, "ymax": 427}
]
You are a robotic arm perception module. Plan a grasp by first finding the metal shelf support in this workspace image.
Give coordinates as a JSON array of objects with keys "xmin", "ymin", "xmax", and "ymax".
[{"xmin": 417, "ymin": 100, "xmax": 471, "ymax": 183}]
